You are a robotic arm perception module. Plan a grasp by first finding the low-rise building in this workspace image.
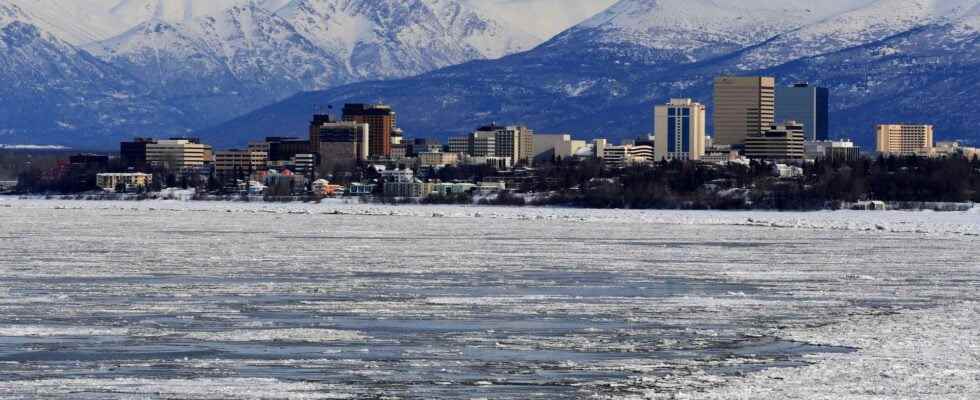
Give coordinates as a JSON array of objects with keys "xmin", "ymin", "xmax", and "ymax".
[
  {"xmin": 533, "ymin": 134, "xmax": 587, "ymax": 164},
  {"xmin": 347, "ymin": 182, "xmax": 376, "ymax": 196},
  {"xmin": 461, "ymin": 155, "xmax": 512, "ymax": 169},
  {"xmin": 384, "ymin": 180, "xmax": 434, "ymax": 198},
  {"xmin": 264, "ymin": 169, "xmax": 306, "ymax": 195},
  {"xmin": 96, "ymin": 173, "xmax": 153, "ymax": 192},
  {"xmin": 0, "ymin": 180, "xmax": 19, "ymax": 192},
  {"xmin": 603, "ymin": 143, "xmax": 654, "ymax": 167},
  {"xmin": 773, "ymin": 163, "xmax": 804, "ymax": 178},
  {"xmin": 418, "ymin": 152, "xmax": 460, "ymax": 168},
  {"xmin": 433, "ymin": 182, "xmax": 476, "ymax": 195},
  {"xmin": 288, "ymin": 154, "xmax": 316, "ymax": 174},
  {"xmin": 476, "ymin": 181, "xmax": 506, "ymax": 194},
  {"xmin": 805, "ymin": 140, "xmax": 861, "ymax": 161},
  {"xmin": 214, "ymin": 149, "xmax": 268, "ymax": 179},
  {"xmin": 603, "ymin": 145, "xmax": 631, "ymax": 168},
  {"xmin": 744, "ymin": 122, "xmax": 806, "ymax": 160},
  {"xmin": 931, "ymin": 141, "xmax": 980, "ymax": 159},
  {"xmin": 701, "ymin": 145, "xmax": 743, "ymax": 164}
]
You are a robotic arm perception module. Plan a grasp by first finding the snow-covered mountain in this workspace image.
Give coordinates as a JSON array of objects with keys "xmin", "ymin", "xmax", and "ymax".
[
  {"xmin": 0, "ymin": 9, "xmax": 188, "ymax": 146},
  {"xmin": 203, "ymin": 0, "xmax": 980, "ymax": 148},
  {"xmin": 72, "ymin": 0, "xmax": 546, "ymax": 132},
  {"xmin": 737, "ymin": 0, "xmax": 980, "ymax": 69},
  {"xmin": 1, "ymin": 0, "xmax": 598, "ymax": 146},
  {"xmin": 4, "ymin": 0, "xmax": 980, "ymax": 147},
  {"xmin": 87, "ymin": 3, "xmax": 346, "ymax": 127},
  {"xmin": 546, "ymin": 0, "xmax": 879, "ymax": 63},
  {"xmin": 5, "ymin": 0, "xmax": 297, "ymax": 45},
  {"xmin": 269, "ymin": 0, "xmax": 540, "ymax": 79}
]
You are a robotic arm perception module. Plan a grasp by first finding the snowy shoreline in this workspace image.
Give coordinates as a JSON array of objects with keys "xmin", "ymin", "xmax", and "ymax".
[{"xmin": 3, "ymin": 193, "xmax": 978, "ymax": 213}]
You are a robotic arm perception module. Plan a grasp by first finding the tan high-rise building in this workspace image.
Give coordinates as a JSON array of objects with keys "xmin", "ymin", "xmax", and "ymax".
[
  {"xmin": 145, "ymin": 139, "xmax": 211, "ymax": 172},
  {"xmin": 713, "ymin": 76, "xmax": 775, "ymax": 146},
  {"xmin": 876, "ymin": 124, "xmax": 934, "ymax": 156},
  {"xmin": 342, "ymin": 104, "xmax": 395, "ymax": 158}
]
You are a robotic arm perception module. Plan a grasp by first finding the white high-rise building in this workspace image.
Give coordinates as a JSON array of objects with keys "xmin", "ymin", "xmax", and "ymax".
[{"xmin": 654, "ymin": 98, "xmax": 707, "ymax": 161}]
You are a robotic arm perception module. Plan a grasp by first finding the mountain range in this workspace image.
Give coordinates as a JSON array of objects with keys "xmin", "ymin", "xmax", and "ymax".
[
  {"xmin": 204, "ymin": 0, "xmax": 980, "ymax": 149},
  {"xmin": 2, "ymin": 0, "xmax": 979, "ymax": 149},
  {"xmin": 0, "ymin": 0, "xmax": 610, "ymax": 147}
]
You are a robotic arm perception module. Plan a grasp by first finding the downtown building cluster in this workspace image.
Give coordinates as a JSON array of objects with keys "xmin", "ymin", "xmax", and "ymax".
[{"xmin": 21, "ymin": 75, "xmax": 978, "ymax": 199}]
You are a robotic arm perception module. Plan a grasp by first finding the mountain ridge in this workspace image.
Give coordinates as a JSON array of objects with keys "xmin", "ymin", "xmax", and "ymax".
[{"xmin": 197, "ymin": 0, "xmax": 980, "ymax": 149}]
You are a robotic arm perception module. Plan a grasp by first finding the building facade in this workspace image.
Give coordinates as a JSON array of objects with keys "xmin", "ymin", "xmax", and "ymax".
[
  {"xmin": 448, "ymin": 131, "xmax": 496, "ymax": 157},
  {"xmin": 315, "ymin": 121, "xmax": 370, "ymax": 169},
  {"xmin": 533, "ymin": 134, "xmax": 587, "ymax": 164},
  {"xmin": 96, "ymin": 173, "xmax": 152, "ymax": 191},
  {"xmin": 450, "ymin": 124, "xmax": 534, "ymax": 166},
  {"xmin": 744, "ymin": 122, "xmax": 806, "ymax": 160},
  {"xmin": 713, "ymin": 76, "xmax": 776, "ymax": 146},
  {"xmin": 145, "ymin": 139, "xmax": 211, "ymax": 171},
  {"xmin": 418, "ymin": 152, "xmax": 460, "ymax": 168},
  {"xmin": 876, "ymin": 124, "xmax": 934, "ymax": 156},
  {"xmin": 265, "ymin": 137, "xmax": 312, "ymax": 164},
  {"xmin": 804, "ymin": 140, "xmax": 861, "ymax": 161},
  {"xmin": 603, "ymin": 144, "xmax": 655, "ymax": 167},
  {"xmin": 120, "ymin": 138, "xmax": 157, "ymax": 170},
  {"xmin": 775, "ymin": 83, "xmax": 830, "ymax": 141},
  {"xmin": 342, "ymin": 104, "xmax": 396, "ymax": 158},
  {"xmin": 654, "ymin": 98, "xmax": 707, "ymax": 161},
  {"xmin": 214, "ymin": 149, "xmax": 268, "ymax": 179}
]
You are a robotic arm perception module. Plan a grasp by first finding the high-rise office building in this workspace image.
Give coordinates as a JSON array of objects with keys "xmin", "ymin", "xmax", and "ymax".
[
  {"xmin": 342, "ymin": 104, "xmax": 395, "ymax": 158},
  {"xmin": 145, "ymin": 139, "xmax": 211, "ymax": 172},
  {"xmin": 876, "ymin": 124, "xmax": 934, "ymax": 156},
  {"xmin": 449, "ymin": 124, "xmax": 534, "ymax": 166},
  {"xmin": 475, "ymin": 124, "xmax": 534, "ymax": 166},
  {"xmin": 776, "ymin": 83, "xmax": 829, "ymax": 141},
  {"xmin": 316, "ymin": 121, "xmax": 370, "ymax": 170},
  {"xmin": 120, "ymin": 138, "xmax": 157, "ymax": 170},
  {"xmin": 308, "ymin": 113, "xmax": 335, "ymax": 153},
  {"xmin": 654, "ymin": 98, "xmax": 707, "ymax": 161},
  {"xmin": 713, "ymin": 76, "xmax": 776, "ymax": 146},
  {"xmin": 744, "ymin": 122, "xmax": 806, "ymax": 160}
]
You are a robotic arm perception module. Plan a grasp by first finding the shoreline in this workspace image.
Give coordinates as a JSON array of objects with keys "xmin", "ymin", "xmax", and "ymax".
[{"xmin": 2, "ymin": 193, "xmax": 975, "ymax": 213}]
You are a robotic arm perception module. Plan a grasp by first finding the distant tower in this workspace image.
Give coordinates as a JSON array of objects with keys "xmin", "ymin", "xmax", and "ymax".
[
  {"xmin": 713, "ymin": 76, "xmax": 776, "ymax": 146},
  {"xmin": 654, "ymin": 98, "xmax": 707, "ymax": 161},
  {"xmin": 776, "ymin": 83, "xmax": 829, "ymax": 141},
  {"xmin": 309, "ymin": 113, "xmax": 335, "ymax": 153},
  {"xmin": 342, "ymin": 104, "xmax": 396, "ymax": 158}
]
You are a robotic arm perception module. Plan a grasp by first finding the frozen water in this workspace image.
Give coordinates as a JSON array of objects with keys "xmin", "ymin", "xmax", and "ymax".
[{"xmin": 0, "ymin": 198, "xmax": 977, "ymax": 398}]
